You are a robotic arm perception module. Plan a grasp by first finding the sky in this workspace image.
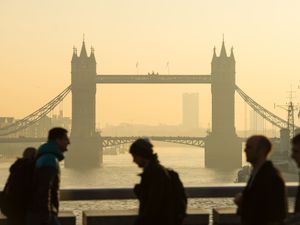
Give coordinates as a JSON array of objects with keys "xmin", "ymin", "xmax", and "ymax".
[{"xmin": 1, "ymin": 0, "xmax": 300, "ymax": 130}]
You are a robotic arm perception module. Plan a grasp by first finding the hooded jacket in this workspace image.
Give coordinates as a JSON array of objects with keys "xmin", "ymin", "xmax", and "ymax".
[{"xmin": 30, "ymin": 140, "xmax": 64, "ymax": 223}]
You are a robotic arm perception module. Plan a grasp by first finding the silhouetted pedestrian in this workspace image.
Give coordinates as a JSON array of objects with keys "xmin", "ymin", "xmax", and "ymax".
[
  {"xmin": 0, "ymin": 147, "xmax": 37, "ymax": 225},
  {"xmin": 234, "ymin": 135, "xmax": 287, "ymax": 225},
  {"xmin": 284, "ymin": 134, "xmax": 300, "ymax": 224},
  {"xmin": 130, "ymin": 138, "xmax": 187, "ymax": 225},
  {"xmin": 27, "ymin": 127, "xmax": 70, "ymax": 225}
]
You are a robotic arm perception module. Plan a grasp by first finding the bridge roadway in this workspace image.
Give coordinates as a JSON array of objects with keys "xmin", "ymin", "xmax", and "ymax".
[
  {"xmin": 96, "ymin": 74, "xmax": 211, "ymax": 84},
  {"xmin": 0, "ymin": 136, "xmax": 207, "ymax": 148}
]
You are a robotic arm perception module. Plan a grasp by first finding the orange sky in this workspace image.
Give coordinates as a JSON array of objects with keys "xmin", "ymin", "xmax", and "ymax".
[{"xmin": 1, "ymin": 0, "xmax": 300, "ymax": 129}]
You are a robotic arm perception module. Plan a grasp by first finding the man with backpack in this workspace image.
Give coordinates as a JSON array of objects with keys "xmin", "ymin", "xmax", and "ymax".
[
  {"xmin": 130, "ymin": 138, "xmax": 187, "ymax": 225},
  {"xmin": 0, "ymin": 147, "xmax": 37, "ymax": 225},
  {"xmin": 28, "ymin": 127, "xmax": 70, "ymax": 225}
]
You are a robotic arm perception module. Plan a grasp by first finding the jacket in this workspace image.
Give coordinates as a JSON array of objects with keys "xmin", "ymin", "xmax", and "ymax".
[
  {"xmin": 134, "ymin": 155, "xmax": 174, "ymax": 225},
  {"xmin": 238, "ymin": 161, "xmax": 288, "ymax": 225},
  {"xmin": 30, "ymin": 140, "xmax": 64, "ymax": 223}
]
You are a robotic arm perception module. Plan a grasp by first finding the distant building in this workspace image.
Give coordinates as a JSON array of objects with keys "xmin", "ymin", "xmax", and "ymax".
[
  {"xmin": 0, "ymin": 117, "xmax": 15, "ymax": 128},
  {"xmin": 182, "ymin": 93, "xmax": 199, "ymax": 129},
  {"xmin": 51, "ymin": 110, "xmax": 71, "ymax": 130},
  {"xmin": 18, "ymin": 110, "xmax": 71, "ymax": 137}
]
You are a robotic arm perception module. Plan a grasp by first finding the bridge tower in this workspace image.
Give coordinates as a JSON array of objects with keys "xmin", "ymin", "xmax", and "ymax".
[
  {"xmin": 205, "ymin": 40, "xmax": 242, "ymax": 169},
  {"xmin": 66, "ymin": 41, "xmax": 101, "ymax": 168}
]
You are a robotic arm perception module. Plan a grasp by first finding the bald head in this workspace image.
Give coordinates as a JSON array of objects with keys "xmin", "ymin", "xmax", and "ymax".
[{"xmin": 245, "ymin": 135, "xmax": 272, "ymax": 165}]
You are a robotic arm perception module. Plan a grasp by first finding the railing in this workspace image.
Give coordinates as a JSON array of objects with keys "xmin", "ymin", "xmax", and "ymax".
[
  {"xmin": 59, "ymin": 184, "xmax": 298, "ymax": 201},
  {"xmin": 0, "ymin": 184, "xmax": 297, "ymax": 199},
  {"xmin": 0, "ymin": 185, "xmax": 296, "ymax": 225}
]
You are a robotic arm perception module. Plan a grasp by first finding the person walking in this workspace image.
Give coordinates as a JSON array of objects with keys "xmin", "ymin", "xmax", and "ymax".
[
  {"xmin": 27, "ymin": 127, "xmax": 70, "ymax": 225},
  {"xmin": 130, "ymin": 138, "xmax": 186, "ymax": 225},
  {"xmin": 234, "ymin": 135, "xmax": 287, "ymax": 225},
  {"xmin": 1, "ymin": 147, "xmax": 37, "ymax": 225},
  {"xmin": 284, "ymin": 134, "xmax": 300, "ymax": 224}
]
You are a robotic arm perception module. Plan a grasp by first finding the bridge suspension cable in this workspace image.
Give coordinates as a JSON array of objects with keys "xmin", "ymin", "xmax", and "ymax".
[
  {"xmin": 0, "ymin": 85, "xmax": 71, "ymax": 136},
  {"xmin": 235, "ymin": 85, "xmax": 298, "ymax": 130}
]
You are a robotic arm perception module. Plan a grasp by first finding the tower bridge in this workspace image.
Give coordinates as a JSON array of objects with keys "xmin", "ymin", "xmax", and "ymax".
[{"xmin": 0, "ymin": 40, "xmax": 295, "ymax": 169}]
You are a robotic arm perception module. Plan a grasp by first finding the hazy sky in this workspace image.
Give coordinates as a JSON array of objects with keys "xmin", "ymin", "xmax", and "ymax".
[{"xmin": 1, "ymin": 0, "xmax": 300, "ymax": 130}]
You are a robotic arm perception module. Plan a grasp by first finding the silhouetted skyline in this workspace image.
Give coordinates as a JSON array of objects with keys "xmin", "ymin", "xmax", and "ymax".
[{"xmin": 1, "ymin": 1, "xmax": 300, "ymax": 131}]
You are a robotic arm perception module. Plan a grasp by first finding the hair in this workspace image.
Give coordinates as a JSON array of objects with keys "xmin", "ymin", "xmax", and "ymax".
[
  {"xmin": 22, "ymin": 147, "xmax": 37, "ymax": 159},
  {"xmin": 292, "ymin": 133, "xmax": 300, "ymax": 145},
  {"xmin": 129, "ymin": 138, "xmax": 154, "ymax": 159},
  {"xmin": 248, "ymin": 135, "xmax": 272, "ymax": 154},
  {"xmin": 48, "ymin": 127, "xmax": 68, "ymax": 141}
]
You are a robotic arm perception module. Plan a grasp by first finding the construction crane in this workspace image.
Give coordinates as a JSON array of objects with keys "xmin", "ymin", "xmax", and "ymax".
[{"xmin": 274, "ymin": 87, "xmax": 299, "ymax": 138}]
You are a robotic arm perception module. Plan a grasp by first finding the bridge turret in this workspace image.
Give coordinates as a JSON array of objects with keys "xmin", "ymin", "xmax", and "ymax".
[
  {"xmin": 212, "ymin": 46, "xmax": 217, "ymax": 62},
  {"xmin": 229, "ymin": 47, "xmax": 235, "ymax": 62},
  {"xmin": 68, "ymin": 39, "xmax": 100, "ymax": 168},
  {"xmin": 205, "ymin": 39, "xmax": 242, "ymax": 169},
  {"xmin": 89, "ymin": 46, "xmax": 96, "ymax": 66},
  {"xmin": 71, "ymin": 46, "xmax": 78, "ymax": 63}
]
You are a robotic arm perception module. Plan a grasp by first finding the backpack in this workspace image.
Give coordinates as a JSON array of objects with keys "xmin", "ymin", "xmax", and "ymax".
[
  {"xmin": 167, "ymin": 169, "xmax": 188, "ymax": 225},
  {"xmin": 0, "ymin": 158, "xmax": 35, "ymax": 217}
]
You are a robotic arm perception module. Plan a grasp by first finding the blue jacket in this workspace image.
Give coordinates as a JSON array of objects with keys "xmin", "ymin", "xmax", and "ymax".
[
  {"xmin": 36, "ymin": 140, "xmax": 64, "ymax": 170},
  {"xmin": 31, "ymin": 140, "xmax": 64, "ymax": 223}
]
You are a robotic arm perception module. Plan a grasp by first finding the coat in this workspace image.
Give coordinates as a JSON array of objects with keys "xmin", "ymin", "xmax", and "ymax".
[
  {"xmin": 134, "ymin": 155, "xmax": 174, "ymax": 225},
  {"xmin": 238, "ymin": 161, "xmax": 288, "ymax": 225},
  {"xmin": 29, "ymin": 140, "xmax": 64, "ymax": 225},
  {"xmin": 2, "ymin": 158, "xmax": 35, "ymax": 225}
]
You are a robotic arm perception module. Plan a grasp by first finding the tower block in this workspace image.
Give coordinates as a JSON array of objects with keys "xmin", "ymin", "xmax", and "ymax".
[
  {"xmin": 65, "ymin": 41, "xmax": 102, "ymax": 168},
  {"xmin": 205, "ymin": 41, "xmax": 242, "ymax": 169}
]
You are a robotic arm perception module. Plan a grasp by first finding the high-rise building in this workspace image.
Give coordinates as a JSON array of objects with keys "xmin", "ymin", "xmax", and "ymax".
[{"xmin": 182, "ymin": 93, "xmax": 199, "ymax": 128}]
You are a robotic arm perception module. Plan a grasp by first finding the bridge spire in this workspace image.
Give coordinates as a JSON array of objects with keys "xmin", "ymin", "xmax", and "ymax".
[
  {"xmin": 72, "ymin": 46, "xmax": 78, "ymax": 62},
  {"xmin": 220, "ymin": 38, "xmax": 227, "ymax": 57},
  {"xmin": 80, "ymin": 39, "xmax": 88, "ymax": 58},
  {"xmin": 230, "ymin": 46, "xmax": 235, "ymax": 61},
  {"xmin": 90, "ymin": 46, "xmax": 96, "ymax": 63},
  {"xmin": 211, "ymin": 46, "xmax": 217, "ymax": 63},
  {"xmin": 213, "ymin": 46, "xmax": 217, "ymax": 58}
]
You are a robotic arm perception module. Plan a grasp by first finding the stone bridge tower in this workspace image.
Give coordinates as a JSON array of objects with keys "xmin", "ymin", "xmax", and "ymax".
[
  {"xmin": 65, "ymin": 41, "xmax": 101, "ymax": 168},
  {"xmin": 205, "ymin": 41, "xmax": 242, "ymax": 169}
]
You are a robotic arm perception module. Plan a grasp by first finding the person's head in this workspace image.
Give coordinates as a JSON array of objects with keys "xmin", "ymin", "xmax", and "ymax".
[
  {"xmin": 22, "ymin": 147, "xmax": 37, "ymax": 159},
  {"xmin": 129, "ymin": 138, "xmax": 154, "ymax": 168},
  {"xmin": 48, "ymin": 127, "xmax": 70, "ymax": 153},
  {"xmin": 245, "ymin": 135, "xmax": 272, "ymax": 165},
  {"xmin": 291, "ymin": 134, "xmax": 300, "ymax": 168}
]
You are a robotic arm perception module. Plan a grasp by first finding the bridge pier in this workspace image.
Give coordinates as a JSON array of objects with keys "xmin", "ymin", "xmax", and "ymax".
[
  {"xmin": 205, "ymin": 41, "xmax": 242, "ymax": 170},
  {"xmin": 65, "ymin": 135, "xmax": 102, "ymax": 168},
  {"xmin": 66, "ymin": 41, "xmax": 102, "ymax": 168},
  {"xmin": 205, "ymin": 133, "xmax": 242, "ymax": 169}
]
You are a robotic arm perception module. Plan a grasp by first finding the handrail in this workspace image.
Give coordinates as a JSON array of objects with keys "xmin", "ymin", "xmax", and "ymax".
[{"xmin": 56, "ymin": 185, "xmax": 298, "ymax": 201}]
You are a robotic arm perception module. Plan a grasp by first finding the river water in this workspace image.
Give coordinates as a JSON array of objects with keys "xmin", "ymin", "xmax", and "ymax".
[{"xmin": 0, "ymin": 142, "xmax": 296, "ymax": 224}]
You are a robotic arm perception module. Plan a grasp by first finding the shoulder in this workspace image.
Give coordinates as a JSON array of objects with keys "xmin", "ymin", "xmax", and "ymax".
[
  {"xmin": 9, "ymin": 158, "xmax": 23, "ymax": 172},
  {"xmin": 143, "ymin": 163, "xmax": 168, "ymax": 179},
  {"xmin": 36, "ymin": 153, "xmax": 58, "ymax": 170},
  {"xmin": 259, "ymin": 161, "xmax": 285, "ymax": 184}
]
